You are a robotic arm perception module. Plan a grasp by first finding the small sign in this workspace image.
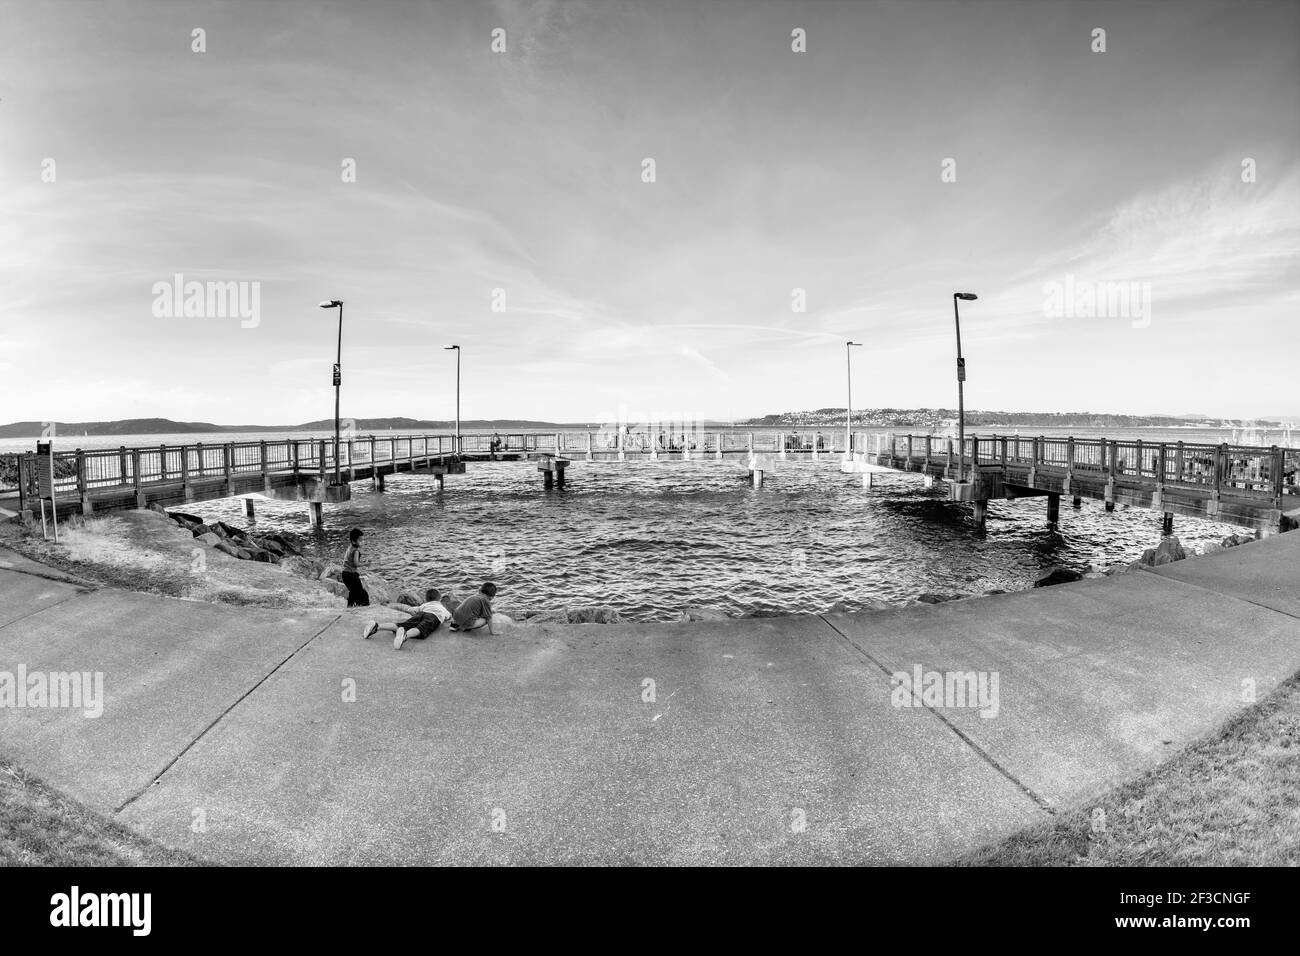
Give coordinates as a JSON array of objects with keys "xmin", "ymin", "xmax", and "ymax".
[
  {"xmin": 957, "ymin": 357, "xmax": 967, "ymax": 382},
  {"xmin": 36, "ymin": 442, "xmax": 54, "ymax": 498},
  {"xmin": 332, "ymin": 364, "xmax": 341, "ymax": 387}
]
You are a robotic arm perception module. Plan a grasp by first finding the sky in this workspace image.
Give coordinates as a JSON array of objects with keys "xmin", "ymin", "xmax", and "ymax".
[{"xmin": 1, "ymin": 0, "xmax": 1297, "ymax": 426}]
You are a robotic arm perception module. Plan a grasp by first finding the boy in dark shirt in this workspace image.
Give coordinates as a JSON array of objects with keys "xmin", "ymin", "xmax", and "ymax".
[{"xmin": 451, "ymin": 582, "xmax": 497, "ymax": 634}]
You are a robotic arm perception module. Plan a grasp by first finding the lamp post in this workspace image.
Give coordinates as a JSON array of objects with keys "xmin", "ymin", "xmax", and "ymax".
[
  {"xmin": 444, "ymin": 344, "xmax": 460, "ymax": 454},
  {"xmin": 845, "ymin": 341, "xmax": 862, "ymax": 458},
  {"xmin": 318, "ymin": 299, "xmax": 344, "ymax": 485},
  {"xmin": 952, "ymin": 293, "xmax": 977, "ymax": 482}
]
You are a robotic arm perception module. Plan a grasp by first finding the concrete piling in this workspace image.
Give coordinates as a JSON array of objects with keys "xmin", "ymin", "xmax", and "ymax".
[
  {"xmin": 308, "ymin": 501, "xmax": 323, "ymax": 528},
  {"xmin": 1047, "ymin": 493, "xmax": 1060, "ymax": 530},
  {"xmin": 244, "ymin": 498, "xmax": 255, "ymax": 519}
]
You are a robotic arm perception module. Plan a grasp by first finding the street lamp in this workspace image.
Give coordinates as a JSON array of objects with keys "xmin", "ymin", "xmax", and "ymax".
[
  {"xmin": 845, "ymin": 341, "xmax": 862, "ymax": 458},
  {"xmin": 318, "ymin": 299, "xmax": 344, "ymax": 486},
  {"xmin": 443, "ymin": 344, "xmax": 460, "ymax": 453},
  {"xmin": 952, "ymin": 292, "xmax": 977, "ymax": 482}
]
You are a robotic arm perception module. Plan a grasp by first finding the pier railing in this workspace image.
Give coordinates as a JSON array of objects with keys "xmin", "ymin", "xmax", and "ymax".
[{"xmin": 880, "ymin": 433, "xmax": 1299, "ymax": 502}]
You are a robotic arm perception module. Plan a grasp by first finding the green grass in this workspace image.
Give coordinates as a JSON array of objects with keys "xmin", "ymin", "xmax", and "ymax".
[
  {"xmin": 959, "ymin": 671, "xmax": 1300, "ymax": 866},
  {"xmin": 0, "ymin": 758, "xmax": 203, "ymax": 866}
]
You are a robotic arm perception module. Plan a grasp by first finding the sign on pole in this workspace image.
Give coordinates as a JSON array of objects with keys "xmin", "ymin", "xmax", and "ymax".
[{"xmin": 332, "ymin": 364, "xmax": 341, "ymax": 387}]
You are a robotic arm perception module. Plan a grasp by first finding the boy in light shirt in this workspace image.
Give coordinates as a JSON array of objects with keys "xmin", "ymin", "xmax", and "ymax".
[{"xmin": 362, "ymin": 588, "xmax": 453, "ymax": 650}]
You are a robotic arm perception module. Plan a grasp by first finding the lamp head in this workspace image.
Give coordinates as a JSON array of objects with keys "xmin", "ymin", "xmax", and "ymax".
[
  {"xmin": 319, "ymin": 299, "xmax": 342, "ymax": 308},
  {"xmin": 444, "ymin": 344, "xmax": 459, "ymax": 350},
  {"xmin": 954, "ymin": 292, "xmax": 978, "ymax": 301}
]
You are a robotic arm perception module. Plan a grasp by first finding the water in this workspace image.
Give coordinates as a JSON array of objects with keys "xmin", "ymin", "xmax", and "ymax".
[{"xmin": 172, "ymin": 457, "xmax": 1244, "ymax": 622}]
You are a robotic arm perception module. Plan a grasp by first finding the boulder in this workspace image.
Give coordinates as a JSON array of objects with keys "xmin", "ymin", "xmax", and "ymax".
[
  {"xmin": 280, "ymin": 555, "xmax": 326, "ymax": 580},
  {"xmin": 254, "ymin": 538, "xmax": 286, "ymax": 557},
  {"xmin": 216, "ymin": 521, "xmax": 248, "ymax": 541},
  {"xmin": 196, "ymin": 532, "xmax": 221, "ymax": 547},
  {"xmin": 169, "ymin": 511, "xmax": 205, "ymax": 529},
  {"xmin": 191, "ymin": 523, "xmax": 215, "ymax": 537},
  {"xmin": 1199, "ymin": 543, "xmax": 1225, "ymax": 557},
  {"xmin": 1137, "ymin": 536, "xmax": 1186, "ymax": 567},
  {"xmin": 1221, "ymin": 533, "xmax": 1252, "ymax": 549},
  {"xmin": 566, "ymin": 606, "xmax": 622, "ymax": 624},
  {"xmin": 522, "ymin": 610, "xmax": 569, "ymax": 625},
  {"xmin": 148, "ymin": 502, "xmax": 169, "ymax": 516},
  {"xmin": 1033, "ymin": 566, "xmax": 1083, "ymax": 588},
  {"xmin": 213, "ymin": 540, "xmax": 243, "ymax": 558},
  {"xmin": 397, "ymin": 591, "xmax": 424, "ymax": 607},
  {"xmin": 917, "ymin": 592, "xmax": 961, "ymax": 603},
  {"xmin": 259, "ymin": 533, "xmax": 302, "ymax": 556},
  {"xmin": 681, "ymin": 606, "xmax": 730, "ymax": 622}
]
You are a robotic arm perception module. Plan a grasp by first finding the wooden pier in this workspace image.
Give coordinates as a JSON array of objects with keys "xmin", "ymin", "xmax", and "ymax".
[
  {"xmin": 12, "ymin": 428, "xmax": 1297, "ymax": 536},
  {"xmin": 872, "ymin": 433, "xmax": 1300, "ymax": 534}
]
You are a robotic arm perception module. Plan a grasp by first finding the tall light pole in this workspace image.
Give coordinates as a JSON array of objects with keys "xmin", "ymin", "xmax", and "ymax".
[
  {"xmin": 845, "ymin": 340, "xmax": 862, "ymax": 458},
  {"xmin": 444, "ymin": 344, "xmax": 460, "ymax": 453},
  {"xmin": 319, "ymin": 299, "xmax": 344, "ymax": 486},
  {"xmin": 952, "ymin": 293, "xmax": 977, "ymax": 482}
]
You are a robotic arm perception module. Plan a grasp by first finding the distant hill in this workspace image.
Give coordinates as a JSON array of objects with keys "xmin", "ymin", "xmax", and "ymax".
[
  {"xmin": 0, "ymin": 417, "xmax": 596, "ymax": 439},
  {"xmin": 740, "ymin": 408, "xmax": 1286, "ymax": 429}
]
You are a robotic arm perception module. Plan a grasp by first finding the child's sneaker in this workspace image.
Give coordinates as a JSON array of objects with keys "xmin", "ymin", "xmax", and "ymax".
[
  {"xmin": 393, "ymin": 628, "xmax": 407, "ymax": 650},
  {"xmin": 362, "ymin": 621, "xmax": 378, "ymax": 640}
]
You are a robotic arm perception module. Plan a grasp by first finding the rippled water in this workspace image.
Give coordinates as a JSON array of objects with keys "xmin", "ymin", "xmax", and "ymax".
[{"xmin": 179, "ymin": 458, "xmax": 1245, "ymax": 621}]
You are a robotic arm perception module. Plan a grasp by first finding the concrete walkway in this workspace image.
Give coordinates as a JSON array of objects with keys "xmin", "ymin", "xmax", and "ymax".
[{"xmin": 1, "ymin": 534, "xmax": 1297, "ymax": 864}]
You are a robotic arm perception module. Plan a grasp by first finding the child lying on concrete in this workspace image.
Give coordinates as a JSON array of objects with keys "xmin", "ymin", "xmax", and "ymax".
[{"xmin": 362, "ymin": 588, "xmax": 452, "ymax": 650}]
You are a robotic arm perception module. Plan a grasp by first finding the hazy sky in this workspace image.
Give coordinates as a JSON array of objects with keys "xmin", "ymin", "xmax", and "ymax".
[{"xmin": 1, "ymin": 0, "xmax": 1297, "ymax": 425}]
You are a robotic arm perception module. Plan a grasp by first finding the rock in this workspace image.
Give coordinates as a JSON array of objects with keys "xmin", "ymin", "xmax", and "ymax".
[
  {"xmin": 260, "ymin": 534, "xmax": 302, "ymax": 556},
  {"xmin": 169, "ymin": 511, "xmax": 205, "ymax": 529},
  {"xmin": 213, "ymin": 540, "xmax": 243, "ymax": 558},
  {"xmin": 1033, "ymin": 566, "xmax": 1083, "ymax": 588},
  {"xmin": 522, "ymin": 610, "xmax": 569, "ymax": 625},
  {"xmin": 280, "ymin": 555, "xmax": 326, "ymax": 580},
  {"xmin": 917, "ymin": 592, "xmax": 960, "ymax": 603},
  {"xmin": 148, "ymin": 502, "xmax": 169, "ymax": 516},
  {"xmin": 196, "ymin": 532, "xmax": 221, "ymax": 547},
  {"xmin": 566, "ymin": 606, "xmax": 622, "ymax": 624},
  {"xmin": 1199, "ymin": 543, "xmax": 1225, "ymax": 556},
  {"xmin": 1221, "ymin": 534, "xmax": 1251, "ymax": 549},
  {"xmin": 234, "ymin": 548, "xmax": 253, "ymax": 561},
  {"xmin": 1138, "ymin": 536, "xmax": 1186, "ymax": 567},
  {"xmin": 190, "ymin": 523, "xmax": 214, "ymax": 537},
  {"xmin": 681, "ymin": 606, "xmax": 730, "ymax": 622},
  {"xmin": 216, "ymin": 521, "xmax": 248, "ymax": 541},
  {"xmin": 253, "ymin": 538, "xmax": 286, "ymax": 557},
  {"xmin": 397, "ymin": 591, "xmax": 424, "ymax": 607}
]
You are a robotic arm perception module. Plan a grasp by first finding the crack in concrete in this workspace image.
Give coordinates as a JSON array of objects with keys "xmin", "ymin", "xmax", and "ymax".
[
  {"xmin": 816, "ymin": 613, "xmax": 1056, "ymax": 815},
  {"xmin": 114, "ymin": 613, "xmax": 342, "ymax": 814}
]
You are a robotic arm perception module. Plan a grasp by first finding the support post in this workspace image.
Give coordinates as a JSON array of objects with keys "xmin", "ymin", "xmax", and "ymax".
[
  {"xmin": 436, "ymin": 474, "xmax": 445, "ymax": 491},
  {"xmin": 973, "ymin": 499, "xmax": 987, "ymax": 529},
  {"xmin": 377, "ymin": 472, "xmax": 385, "ymax": 492},
  {"xmin": 586, "ymin": 431, "xmax": 593, "ymax": 461},
  {"xmin": 1046, "ymin": 492, "xmax": 1060, "ymax": 530},
  {"xmin": 1162, "ymin": 512, "xmax": 1174, "ymax": 536},
  {"xmin": 308, "ymin": 501, "xmax": 323, "ymax": 528},
  {"xmin": 862, "ymin": 471, "xmax": 873, "ymax": 489},
  {"xmin": 244, "ymin": 498, "xmax": 255, "ymax": 519},
  {"xmin": 76, "ymin": 450, "xmax": 91, "ymax": 516},
  {"xmin": 716, "ymin": 433, "xmax": 722, "ymax": 461},
  {"xmin": 133, "ymin": 450, "xmax": 144, "ymax": 508},
  {"xmin": 224, "ymin": 445, "xmax": 234, "ymax": 497},
  {"xmin": 1072, "ymin": 495, "xmax": 1082, "ymax": 508},
  {"xmin": 779, "ymin": 434, "xmax": 786, "ymax": 460},
  {"xmin": 544, "ymin": 470, "xmax": 554, "ymax": 490},
  {"xmin": 751, "ymin": 468, "xmax": 763, "ymax": 489}
]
